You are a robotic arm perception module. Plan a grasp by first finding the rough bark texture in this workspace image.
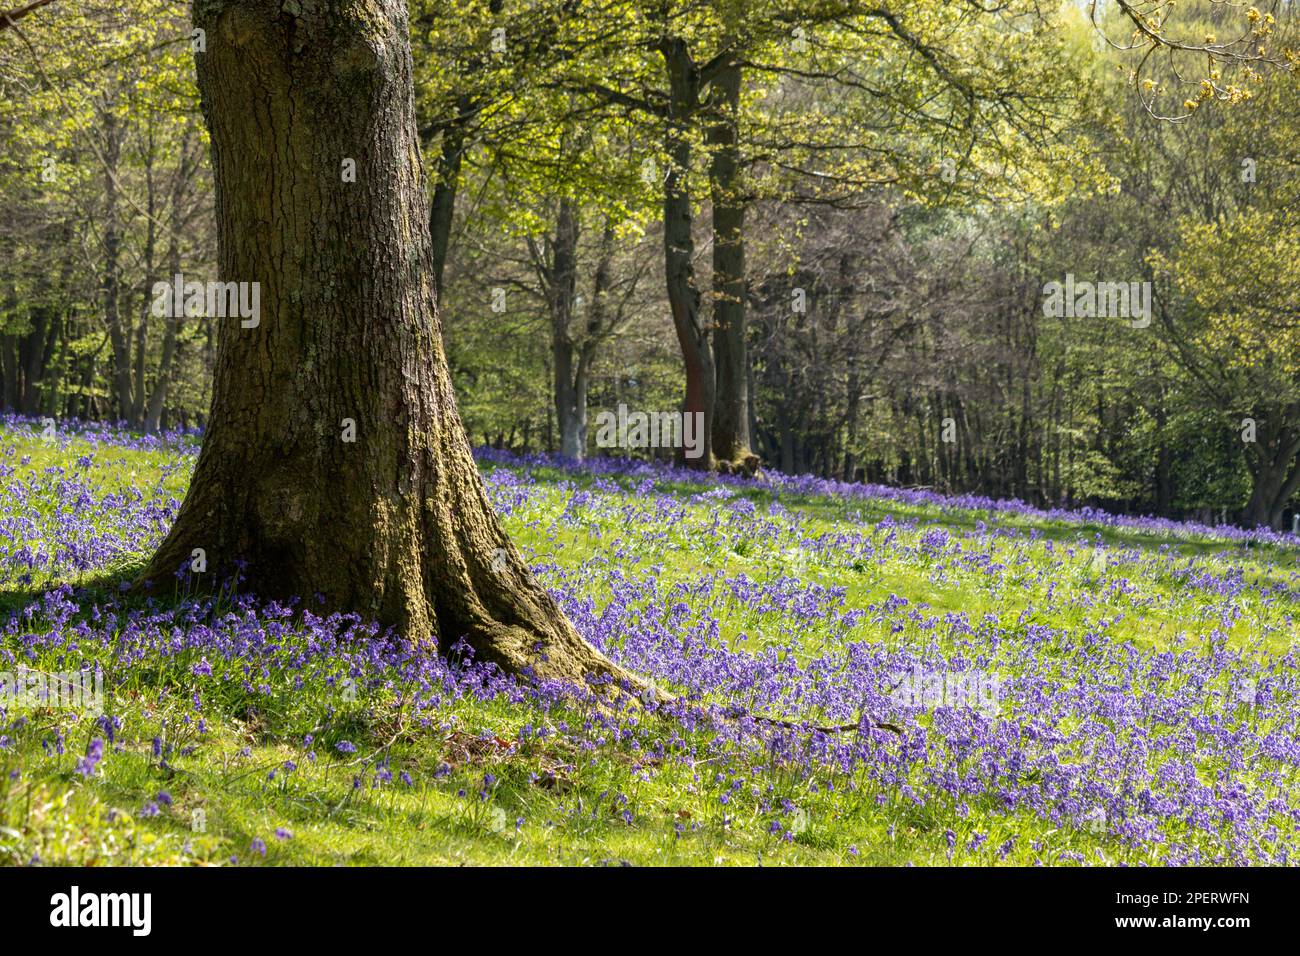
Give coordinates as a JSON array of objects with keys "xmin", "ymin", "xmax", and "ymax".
[
  {"xmin": 1242, "ymin": 415, "xmax": 1300, "ymax": 529},
  {"xmin": 661, "ymin": 37, "xmax": 713, "ymax": 469},
  {"xmin": 140, "ymin": 0, "xmax": 640, "ymax": 689},
  {"xmin": 706, "ymin": 58, "xmax": 751, "ymax": 465}
]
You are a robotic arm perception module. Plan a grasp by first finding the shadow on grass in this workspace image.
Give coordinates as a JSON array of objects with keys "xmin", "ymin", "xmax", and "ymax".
[
  {"xmin": 0, "ymin": 558, "xmax": 184, "ymax": 620},
  {"xmin": 514, "ymin": 462, "xmax": 1291, "ymax": 564}
]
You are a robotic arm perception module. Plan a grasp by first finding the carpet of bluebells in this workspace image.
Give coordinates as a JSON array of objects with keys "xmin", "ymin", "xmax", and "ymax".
[{"xmin": 1, "ymin": 413, "xmax": 1298, "ymax": 866}]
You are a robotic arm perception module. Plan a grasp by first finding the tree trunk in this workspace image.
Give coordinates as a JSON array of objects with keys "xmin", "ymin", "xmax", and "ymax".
[
  {"xmin": 16, "ymin": 223, "xmax": 75, "ymax": 415},
  {"xmin": 18, "ymin": 308, "xmax": 49, "ymax": 414},
  {"xmin": 567, "ymin": 221, "xmax": 618, "ymax": 460},
  {"xmin": 1242, "ymin": 433, "xmax": 1300, "ymax": 529},
  {"xmin": 133, "ymin": 145, "xmax": 158, "ymax": 428},
  {"xmin": 1154, "ymin": 403, "xmax": 1173, "ymax": 517},
  {"xmin": 139, "ymin": 0, "xmax": 640, "ymax": 689},
  {"xmin": 546, "ymin": 198, "xmax": 584, "ymax": 459},
  {"xmin": 1, "ymin": 285, "xmax": 19, "ymax": 411},
  {"xmin": 100, "ymin": 107, "xmax": 131, "ymax": 423},
  {"xmin": 707, "ymin": 57, "xmax": 750, "ymax": 466},
  {"xmin": 661, "ymin": 37, "xmax": 713, "ymax": 468},
  {"xmin": 427, "ymin": 112, "xmax": 465, "ymax": 307},
  {"xmin": 41, "ymin": 305, "xmax": 66, "ymax": 417},
  {"xmin": 145, "ymin": 137, "xmax": 194, "ymax": 433}
]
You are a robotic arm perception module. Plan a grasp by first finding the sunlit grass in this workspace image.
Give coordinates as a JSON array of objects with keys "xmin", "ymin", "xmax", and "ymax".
[{"xmin": 1, "ymin": 423, "xmax": 1297, "ymax": 866}]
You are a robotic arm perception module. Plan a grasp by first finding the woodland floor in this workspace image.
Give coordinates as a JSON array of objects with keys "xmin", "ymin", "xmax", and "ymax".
[{"xmin": 1, "ymin": 418, "xmax": 1297, "ymax": 865}]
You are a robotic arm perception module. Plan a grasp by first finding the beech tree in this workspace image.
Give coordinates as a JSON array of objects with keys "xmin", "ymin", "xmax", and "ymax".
[{"xmin": 139, "ymin": 0, "xmax": 641, "ymax": 687}]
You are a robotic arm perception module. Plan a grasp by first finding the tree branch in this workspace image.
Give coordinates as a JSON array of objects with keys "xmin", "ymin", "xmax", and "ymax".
[{"xmin": 0, "ymin": 0, "xmax": 55, "ymax": 33}]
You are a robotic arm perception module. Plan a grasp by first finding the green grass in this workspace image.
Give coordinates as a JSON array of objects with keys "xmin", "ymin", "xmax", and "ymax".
[{"xmin": 1, "ymin": 425, "xmax": 1297, "ymax": 866}]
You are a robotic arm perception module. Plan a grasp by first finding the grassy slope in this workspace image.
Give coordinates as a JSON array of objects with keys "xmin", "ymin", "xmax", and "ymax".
[{"xmin": 1, "ymin": 424, "xmax": 1297, "ymax": 866}]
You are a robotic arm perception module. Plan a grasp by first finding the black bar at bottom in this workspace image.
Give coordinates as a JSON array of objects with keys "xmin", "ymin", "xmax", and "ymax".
[{"xmin": 0, "ymin": 865, "xmax": 1287, "ymax": 943}]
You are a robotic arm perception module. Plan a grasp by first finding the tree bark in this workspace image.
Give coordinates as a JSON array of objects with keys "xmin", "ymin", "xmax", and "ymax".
[
  {"xmin": 1, "ymin": 284, "xmax": 20, "ymax": 411},
  {"xmin": 99, "ymin": 106, "xmax": 131, "ymax": 423},
  {"xmin": 132, "ymin": 142, "xmax": 158, "ymax": 428},
  {"xmin": 427, "ymin": 112, "xmax": 465, "ymax": 307},
  {"xmin": 702, "ymin": 55, "xmax": 754, "ymax": 468},
  {"xmin": 20, "ymin": 302, "xmax": 57, "ymax": 415},
  {"xmin": 661, "ymin": 37, "xmax": 713, "ymax": 469},
  {"xmin": 545, "ymin": 197, "xmax": 584, "ymax": 459},
  {"xmin": 707, "ymin": 57, "xmax": 751, "ymax": 466},
  {"xmin": 1242, "ymin": 417, "xmax": 1300, "ymax": 529},
  {"xmin": 145, "ymin": 135, "xmax": 195, "ymax": 433},
  {"xmin": 139, "ymin": 0, "xmax": 640, "ymax": 690}
]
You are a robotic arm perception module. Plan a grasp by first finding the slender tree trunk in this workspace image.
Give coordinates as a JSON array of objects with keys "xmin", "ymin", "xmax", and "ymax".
[
  {"xmin": 22, "ymin": 307, "xmax": 61, "ymax": 415},
  {"xmin": 17, "ymin": 224, "xmax": 76, "ymax": 415},
  {"xmin": 570, "ymin": 352, "xmax": 590, "ymax": 456},
  {"xmin": 1154, "ymin": 402, "xmax": 1173, "ymax": 516},
  {"xmin": 779, "ymin": 379, "xmax": 794, "ymax": 474},
  {"xmin": 19, "ymin": 309, "xmax": 49, "ymax": 414},
  {"xmin": 661, "ymin": 37, "xmax": 713, "ymax": 468},
  {"xmin": 707, "ymin": 57, "xmax": 750, "ymax": 465},
  {"xmin": 145, "ymin": 138, "xmax": 194, "ymax": 433},
  {"xmin": 546, "ymin": 198, "xmax": 584, "ymax": 459},
  {"xmin": 1, "ymin": 284, "xmax": 20, "ymax": 411},
  {"xmin": 100, "ymin": 108, "xmax": 131, "ymax": 423},
  {"xmin": 837, "ymin": 256, "xmax": 861, "ymax": 483},
  {"xmin": 0, "ymin": 345, "xmax": 10, "ymax": 410},
  {"xmin": 42, "ymin": 306, "xmax": 66, "ymax": 417},
  {"xmin": 133, "ymin": 147, "xmax": 157, "ymax": 428},
  {"xmin": 560, "ymin": 219, "xmax": 619, "ymax": 460},
  {"xmin": 422, "ymin": 0, "xmax": 505, "ymax": 304},
  {"xmin": 140, "ymin": 0, "xmax": 640, "ymax": 689},
  {"xmin": 428, "ymin": 114, "xmax": 465, "ymax": 306}
]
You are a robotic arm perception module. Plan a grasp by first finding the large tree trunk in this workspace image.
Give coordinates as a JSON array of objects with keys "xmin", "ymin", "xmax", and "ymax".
[
  {"xmin": 139, "ymin": 0, "xmax": 639, "ymax": 689},
  {"xmin": 661, "ymin": 37, "xmax": 713, "ymax": 469},
  {"xmin": 1241, "ymin": 410, "xmax": 1300, "ymax": 530},
  {"xmin": 706, "ymin": 57, "xmax": 750, "ymax": 466}
]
